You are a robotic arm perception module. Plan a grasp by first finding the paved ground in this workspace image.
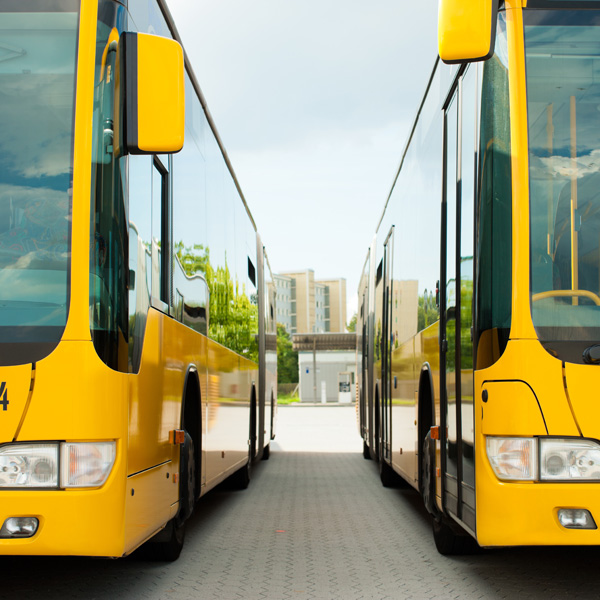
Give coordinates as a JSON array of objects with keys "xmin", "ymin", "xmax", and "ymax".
[{"xmin": 4, "ymin": 405, "xmax": 600, "ymax": 599}]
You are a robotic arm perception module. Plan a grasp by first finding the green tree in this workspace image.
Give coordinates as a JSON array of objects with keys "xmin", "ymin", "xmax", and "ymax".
[
  {"xmin": 417, "ymin": 293, "xmax": 439, "ymax": 332},
  {"xmin": 347, "ymin": 313, "xmax": 357, "ymax": 332},
  {"xmin": 175, "ymin": 242, "xmax": 259, "ymax": 362},
  {"xmin": 277, "ymin": 324, "xmax": 298, "ymax": 383}
]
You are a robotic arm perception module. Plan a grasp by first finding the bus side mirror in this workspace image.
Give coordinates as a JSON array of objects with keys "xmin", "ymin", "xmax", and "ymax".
[
  {"xmin": 115, "ymin": 32, "xmax": 185, "ymax": 155},
  {"xmin": 438, "ymin": 0, "xmax": 497, "ymax": 64}
]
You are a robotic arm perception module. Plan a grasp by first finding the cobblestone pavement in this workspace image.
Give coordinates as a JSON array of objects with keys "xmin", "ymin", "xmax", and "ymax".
[{"xmin": 3, "ymin": 405, "xmax": 600, "ymax": 599}]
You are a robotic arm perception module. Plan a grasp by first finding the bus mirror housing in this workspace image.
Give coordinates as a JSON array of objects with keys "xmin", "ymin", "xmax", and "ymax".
[
  {"xmin": 438, "ymin": 0, "xmax": 497, "ymax": 64},
  {"xmin": 115, "ymin": 32, "xmax": 185, "ymax": 155}
]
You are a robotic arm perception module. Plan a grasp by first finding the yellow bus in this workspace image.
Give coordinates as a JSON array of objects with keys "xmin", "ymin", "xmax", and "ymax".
[
  {"xmin": 0, "ymin": 0, "xmax": 277, "ymax": 560},
  {"xmin": 357, "ymin": 0, "xmax": 600, "ymax": 554}
]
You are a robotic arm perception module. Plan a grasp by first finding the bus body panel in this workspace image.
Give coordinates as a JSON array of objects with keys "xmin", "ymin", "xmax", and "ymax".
[
  {"xmin": 390, "ymin": 336, "xmax": 418, "ymax": 484},
  {"xmin": 125, "ymin": 462, "xmax": 178, "ymax": 553},
  {"xmin": 0, "ymin": 447, "xmax": 127, "ymax": 557},
  {"xmin": 563, "ymin": 363, "xmax": 600, "ymax": 440},
  {"xmin": 16, "ymin": 342, "xmax": 128, "ymax": 443},
  {"xmin": 0, "ymin": 365, "xmax": 33, "ymax": 442},
  {"xmin": 127, "ymin": 308, "xmax": 200, "ymax": 477},
  {"xmin": 63, "ymin": 0, "xmax": 97, "ymax": 344},
  {"xmin": 474, "ymin": 340, "xmax": 584, "ymax": 545}
]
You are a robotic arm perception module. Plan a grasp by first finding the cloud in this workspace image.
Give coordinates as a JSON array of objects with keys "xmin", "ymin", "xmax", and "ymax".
[
  {"xmin": 537, "ymin": 149, "xmax": 600, "ymax": 179},
  {"xmin": 171, "ymin": 0, "xmax": 438, "ymax": 150}
]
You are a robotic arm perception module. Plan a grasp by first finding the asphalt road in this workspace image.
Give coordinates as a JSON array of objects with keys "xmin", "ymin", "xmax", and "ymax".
[{"xmin": 3, "ymin": 405, "xmax": 600, "ymax": 599}]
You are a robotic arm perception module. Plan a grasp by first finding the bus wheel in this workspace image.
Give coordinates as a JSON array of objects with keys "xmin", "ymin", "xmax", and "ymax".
[
  {"xmin": 180, "ymin": 433, "xmax": 196, "ymax": 521},
  {"xmin": 261, "ymin": 443, "xmax": 271, "ymax": 460},
  {"xmin": 149, "ymin": 518, "xmax": 186, "ymax": 562},
  {"xmin": 363, "ymin": 441, "xmax": 371, "ymax": 460},
  {"xmin": 379, "ymin": 456, "xmax": 397, "ymax": 487},
  {"xmin": 432, "ymin": 516, "xmax": 480, "ymax": 556},
  {"xmin": 147, "ymin": 431, "xmax": 195, "ymax": 561},
  {"xmin": 229, "ymin": 445, "xmax": 252, "ymax": 490}
]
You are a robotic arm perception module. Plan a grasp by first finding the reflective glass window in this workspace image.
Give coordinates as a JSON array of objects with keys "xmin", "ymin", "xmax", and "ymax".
[
  {"xmin": 0, "ymin": 1, "xmax": 79, "ymax": 365},
  {"xmin": 526, "ymin": 9, "xmax": 600, "ymax": 363}
]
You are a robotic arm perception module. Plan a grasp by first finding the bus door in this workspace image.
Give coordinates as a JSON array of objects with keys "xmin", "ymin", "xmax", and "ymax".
[
  {"xmin": 441, "ymin": 67, "xmax": 476, "ymax": 532},
  {"xmin": 380, "ymin": 226, "xmax": 394, "ymax": 462},
  {"xmin": 359, "ymin": 291, "xmax": 367, "ymax": 440}
]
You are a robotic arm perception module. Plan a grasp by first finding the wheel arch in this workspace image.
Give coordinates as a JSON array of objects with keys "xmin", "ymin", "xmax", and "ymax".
[{"xmin": 180, "ymin": 366, "xmax": 202, "ymax": 494}]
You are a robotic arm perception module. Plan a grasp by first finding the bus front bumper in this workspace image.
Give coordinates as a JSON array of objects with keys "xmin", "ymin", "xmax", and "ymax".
[
  {"xmin": 477, "ymin": 466, "xmax": 600, "ymax": 546},
  {"xmin": 0, "ymin": 481, "xmax": 126, "ymax": 557}
]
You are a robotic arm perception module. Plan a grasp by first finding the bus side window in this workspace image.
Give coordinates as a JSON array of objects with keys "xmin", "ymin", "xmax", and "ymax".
[
  {"xmin": 128, "ymin": 155, "xmax": 153, "ymax": 372},
  {"xmin": 151, "ymin": 157, "xmax": 170, "ymax": 308}
]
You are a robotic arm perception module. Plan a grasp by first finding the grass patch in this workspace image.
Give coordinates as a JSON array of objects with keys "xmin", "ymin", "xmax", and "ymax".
[{"xmin": 277, "ymin": 393, "xmax": 301, "ymax": 405}]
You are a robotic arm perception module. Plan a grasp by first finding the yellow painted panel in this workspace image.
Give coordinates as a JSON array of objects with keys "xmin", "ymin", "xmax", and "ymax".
[
  {"xmin": 0, "ymin": 364, "xmax": 32, "ymax": 443},
  {"xmin": 438, "ymin": 0, "xmax": 495, "ymax": 63},
  {"xmin": 390, "ymin": 337, "xmax": 418, "ymax": 484},
  {"xmin": 124, "ymin": 462, "xmax": 178, "ymax": 553},
  {"xmin": 481, "ymin": 381, "xmax": 546, "ymax": 436},
  {"xmin": 506, "ymin": 3, "xmax": 538, "ymax": 341},
  {"xmin": 128, "ymin": 309, "xmax": 206, "ymax": 476},
  {"xmin": 16, "ymin": 341, "xmax": 128, "ymax": 442},
  {"xmin": 476, "ymin": 339, "xmax": 579, "ymax": 437},
  {"xmin": 474, "ymin": 340, "xmax": 591, "ymax": 547},
  {"xmin": 203, "ymin": 339, "xmax": 252, "ymax": 487},
  {"xmin": 563, "ymin": 363, "xmax": 600, "ymax": 440},
  {"xmin": 136, "ymin": 34, "xmax": 184, "ymax": 153},
  {"xmin": 62, "ymin": 0, "xmax": 96, "ymax": 342}
]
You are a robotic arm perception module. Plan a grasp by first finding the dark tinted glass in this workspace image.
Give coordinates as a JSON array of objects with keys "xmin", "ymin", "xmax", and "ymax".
[{"xmin": 475, "ymin": 13, "xmax": 512, "ymax": 369}]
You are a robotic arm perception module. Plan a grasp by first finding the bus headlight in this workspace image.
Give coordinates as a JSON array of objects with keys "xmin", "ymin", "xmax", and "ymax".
[
  {"xmin": 0, "ymin": 444, "xmax": 59, "ymax": 487},
  {"xmin": 540, "ymin": 438, "xmax": 600, "ymax": 481},
  {"xmin": 486, "ymin": 437, "xmax": 536, "ymax": 480},
  {"xmin": 0, "ymin": 442, "xmax": 116, "ymax": 489}
]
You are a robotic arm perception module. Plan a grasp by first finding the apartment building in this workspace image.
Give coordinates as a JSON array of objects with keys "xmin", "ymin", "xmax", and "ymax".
[{"xmin": 274, "ymin": 270, "xmax": 347, "ymax": 334}]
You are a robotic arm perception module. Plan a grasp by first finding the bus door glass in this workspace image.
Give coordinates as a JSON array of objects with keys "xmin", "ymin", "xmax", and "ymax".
[
  {"xmin": 443, "ymin": 91, "xmax": 459, "ymax": 512},
  {"xmin": 459, "ymin": 66, "xmax": 477, "ymax": 523},
  {"xmin": 442, "ymin": 66, "xmax": 478, "ymax": 527},
  {"xmin": 381, "ymin": 227, "xmax": 394, "ymax": 461}
]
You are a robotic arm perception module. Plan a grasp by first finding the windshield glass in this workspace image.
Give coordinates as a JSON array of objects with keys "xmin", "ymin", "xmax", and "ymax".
[
  {"xmin": 526, "ymin": 9, "xmax": 600, "ymax": 363},
  {"xmin": 0, "ymin": 1, "xmax": 79, "ymax": 365}
]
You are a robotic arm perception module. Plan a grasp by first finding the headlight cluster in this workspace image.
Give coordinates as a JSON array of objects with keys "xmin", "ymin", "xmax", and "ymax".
[
  {"xmin": 0, "ymin": 442, "xmax": 116, "ymax": 489},
  {"xmin": 487, "ymin": 437, "xmax": 600, "ymax": 482}
]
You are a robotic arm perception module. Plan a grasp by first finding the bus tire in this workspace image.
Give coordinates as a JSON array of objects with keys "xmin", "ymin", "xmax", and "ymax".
[
  {"xmin": 148, "ymin": 518, "xmax": 186, "ymax": 562},
  {"xmin": 180, "ymin": 432, "xmax": 196, "ymax": 521},
  {"xmin": 432, "ymin": 516, "xmax": 480, "ymax": 556},
  {"xmin": 261, "ymin": 443, "xmax": 270, "ymax": 460},
  {"xmin": 229, "ymin": 453, "xmax": 251, "ymax": 489},
  {"xmin": 147, "ymin": 431, "xmax": 195, "ymax": 561},
  {"xmin": 363, "ymin": 440, "xmax": 371, "ymax": 460},
  {"xmin": 379, "ymin": 457, "xmax": 397, "ymax": 487}
]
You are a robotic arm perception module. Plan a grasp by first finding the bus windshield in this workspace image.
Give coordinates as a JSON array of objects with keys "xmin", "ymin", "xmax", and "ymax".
[
  {"xmin": 526, "ymin": 9, "xmax": 600, "ymax": 363},
  {"xmin": 0, "ymin": 1, "xmax": 79, "ymax": 365}
]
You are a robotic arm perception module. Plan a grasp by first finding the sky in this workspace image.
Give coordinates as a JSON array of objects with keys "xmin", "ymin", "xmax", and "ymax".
[{"xmin": 167, "ymin": 0, "xmax": 439, "ymax": 322}]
